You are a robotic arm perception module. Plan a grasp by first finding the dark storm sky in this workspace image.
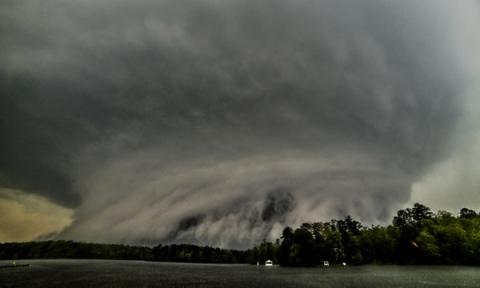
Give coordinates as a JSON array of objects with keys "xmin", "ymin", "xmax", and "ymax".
[{"xmin": 1, "ymin": 0, "xmax": 479, "ymax": 248}]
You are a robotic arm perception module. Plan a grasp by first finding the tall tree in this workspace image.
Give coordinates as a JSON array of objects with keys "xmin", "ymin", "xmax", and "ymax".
[{"xmin": 460, "ymin": 208, "xmax": 477, "ymax": 219}]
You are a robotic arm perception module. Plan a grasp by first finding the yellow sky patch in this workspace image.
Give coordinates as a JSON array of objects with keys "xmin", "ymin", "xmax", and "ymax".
[{"xmin": 0, "ymin": 188, "xmax": 74, "ymax": 243}]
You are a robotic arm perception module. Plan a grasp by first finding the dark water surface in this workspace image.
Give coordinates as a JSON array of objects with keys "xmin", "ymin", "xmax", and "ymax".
[{"xmin": 1, "ymin": 260, "xmax": 480, "ymax": 288}]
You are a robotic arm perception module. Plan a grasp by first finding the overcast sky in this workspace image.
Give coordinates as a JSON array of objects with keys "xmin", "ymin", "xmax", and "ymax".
[{"xmin": 1, "ymin": 0, "xmax": 479, "ymax": 248}]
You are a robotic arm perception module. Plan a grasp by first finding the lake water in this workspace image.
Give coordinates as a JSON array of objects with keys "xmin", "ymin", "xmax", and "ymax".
[{"xmin": 1, "ymin": 260, "xmax": 480, "ymax": 288}]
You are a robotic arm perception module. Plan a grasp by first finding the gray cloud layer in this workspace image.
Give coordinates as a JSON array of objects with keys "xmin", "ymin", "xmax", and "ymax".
[{"xmin": 1, "ymin": 0, "xmax": 478, "ymax": 248}]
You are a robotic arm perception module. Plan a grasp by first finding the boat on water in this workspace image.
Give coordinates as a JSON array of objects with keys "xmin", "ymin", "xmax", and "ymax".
[
  {"xmin": 265, "ymin": 260, "xmax": 273, "ymax": 266},
  {"xmin": 0, "ymin": 262, "xmax": 31, "ymax": 269}
]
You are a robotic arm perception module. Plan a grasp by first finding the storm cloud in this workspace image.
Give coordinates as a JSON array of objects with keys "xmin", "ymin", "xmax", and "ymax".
[{"xmin": 1, "ymin": 0, "xmax": 479, "ymax": 248}]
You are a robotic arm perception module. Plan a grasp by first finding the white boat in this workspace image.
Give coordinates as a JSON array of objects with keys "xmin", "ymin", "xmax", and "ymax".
[{"xmin": 265, "ymin": 260, "xmax": 273, "ymax": 266}]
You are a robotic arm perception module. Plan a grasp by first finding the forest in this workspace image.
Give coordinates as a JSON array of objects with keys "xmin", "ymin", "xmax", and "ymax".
[
  {"xmin": 1, "ymin": 203, "xmax": 479, "ymax": 266},
  {"xmin": 268, "ymin": 204, "xmax": 480, "ymax": 266},
  {"xmin": 0, "ymin": 241, "xmax": 249, "ymax": 264}
]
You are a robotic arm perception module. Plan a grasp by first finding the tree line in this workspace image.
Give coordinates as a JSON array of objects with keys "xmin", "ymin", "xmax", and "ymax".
[
  {"xmin": 0, "ymin": 241, "xmax": 249, "ymax": 264},
  {"xmin": 273, "ymin": 204, "xmax": 480, "ymax": 266},
  {"xmin": 0, "ymin": 241, "xmax": 152, "ymax": 261},
  {"xmin": 1, "ymin": 203, "xmax": 479, "ymax": 266},
  {"xmin": 151, "ymin": 244, "xmax": 248, "ymax": 263}
]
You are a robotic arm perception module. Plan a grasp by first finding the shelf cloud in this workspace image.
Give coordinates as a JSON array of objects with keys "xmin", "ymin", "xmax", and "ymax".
[{"xmin": 1, "ymin": 0, "xmax": 479, "ymax": 248}]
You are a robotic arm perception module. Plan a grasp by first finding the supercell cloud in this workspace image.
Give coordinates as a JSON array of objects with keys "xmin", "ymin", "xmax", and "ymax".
[{"xmin": 1, "ymin": 0, "xmax": 479, "ymax": 248}]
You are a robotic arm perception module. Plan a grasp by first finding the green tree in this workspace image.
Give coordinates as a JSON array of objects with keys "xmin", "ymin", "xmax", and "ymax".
[
  {"xmin": 460, "ymin": 208, "xmax": 477, "ymax": 219},
  {"xmin": 278, "ymin": 227, "xmax": 294, "ymax": 266}
]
